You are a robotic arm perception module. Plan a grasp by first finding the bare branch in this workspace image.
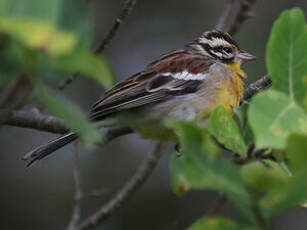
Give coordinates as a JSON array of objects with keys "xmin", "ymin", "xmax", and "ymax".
[
  {"xmin": 58, "ymin": 0, "xmax": 137, "ymax": 90},
  {"xmin": 67, "ymin": 143, "xmax": 83, "ymax": 230},
  {"xmin": 57, "ymin": 73, "xmax": 79, "ymax": 91},
  {"xmin": 3, "ymin": 108, "xmax": 69, "ymax": 134},
  {"xmin": 215, "ymin": 0, "xmax": 235, "ymax": 31},
  {"xmin": 81, "ymin": 188, "xmax": 107, "ymax": 200},
  {"xmin": 229, "ymin": 0, "xmax": 257, "ymax": 36},
  {"xmin": 95, "ymin": 0, "xmax": 137, "ymax": 54},
  {"xmin": 241, "ymin": 74, "xmax": 272, "ymax": 104},
  {"xmin": 3, "ymin": 109, "xmax": 133, "ymax": 142},
  {"xmin": 233, "ymin": 146, "xmax": 276, "ymax": 165},
  {"xmin": 78, "ymin": 142, "xmax": 165, "ymax": 230},
  {"xmin": 214, "ymin": 0, "xmax": 257, "ymax": 35}
]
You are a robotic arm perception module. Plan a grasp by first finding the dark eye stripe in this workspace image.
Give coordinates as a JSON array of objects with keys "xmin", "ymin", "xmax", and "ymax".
[
  {"xmin": 223, "ymin": 47, "xmax": 233, "ymax": 53},
  {"xmin": 199, "ymin": 43, "xmax": 235, "ymax": 63},
  {"xmin": 212, "ymin": 46, "xmax": 224, "ymax": 53},
  {"xmin": 198, "ymin": 41, "xmax": 235, "ymax": 63}
]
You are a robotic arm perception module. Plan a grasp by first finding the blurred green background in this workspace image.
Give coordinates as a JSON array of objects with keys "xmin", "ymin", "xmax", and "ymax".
[{"xmin": 1, "ymin": 0, "xmax": 307, "ymax": 229}]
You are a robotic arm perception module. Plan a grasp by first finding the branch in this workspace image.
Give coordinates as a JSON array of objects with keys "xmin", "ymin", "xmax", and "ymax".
[
  {"xmin": 3, "ymin": 108, "xmax": 134, "ymax": 142},
  {"xmin": 78, "ymin": 142, "xmax": 165, "ymax": 230},
  {"xmin": 228, "ymin": 0, "xmax": 257, "ymax": 36},
  {"xmin": 3, "ymin": 108, "xmax": 69, "ymax": 134},
  {"xmin": 58, "ymin": 0, "xmax": 137, "ymax": 90},
  {"xmin": 67, "ymin": 143, "xmax": 83, "ymax": 230},
  {"xmin": 233, "ymin": 143, "xmax": 276, "ymax": 166},
  {"xmin": 215, "ymin": 0, "xmax": 235, "ymax": 31},
  {"xmin": 241, "ymin": 74, "xmax": 272, "ymax": 104},
  {"xmin": 95, "ymin": 0, "xmax": 137, "ymax": 54}
]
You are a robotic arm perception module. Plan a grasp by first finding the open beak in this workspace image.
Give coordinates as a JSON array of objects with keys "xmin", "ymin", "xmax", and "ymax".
[{"xmin": 237, "ymin": 50, "xmax": 256, "ymax": 62}]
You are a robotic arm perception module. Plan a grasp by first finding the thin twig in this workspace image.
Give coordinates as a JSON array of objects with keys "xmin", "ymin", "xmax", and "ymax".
[
  {"xmin": 232, "ymin": 143, "xmax": 276, "ymax": 166},
  {"xmin": 81, "ymin": 188, "xmax": 107, "ymax": 200},
  {"xmin": 58, "ymin": 73, "xmax": 79, "ymax": 91},
  {"xmin": 215, "ymin": 0, "xmax": 235, "ymax": 31},
  {"xmin": 67, "ymin": 142, "xmax": 83, "ymax": 230},
  {"xmin": 58, "ymin": 0, "xmax": 137, "ymax": 90},
  {"xmin": 241, "ymin": 74, "xmax": 272, "ymax": 104},
  {"xmin": 95, "ymin": 0, "xmax": 137, "ymax": 54},
  {"xmin": 228, "ymin": 0, "xmax": 257, "ymax": 36},
  {"xmin": 78, "ymin": 142, "xmax": 165, "ymax": 230}
]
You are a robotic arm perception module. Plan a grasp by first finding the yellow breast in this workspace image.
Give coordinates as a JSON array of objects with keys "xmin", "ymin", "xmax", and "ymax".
[{"xmin": 216, "ymin": 62, "xmax": 245, "ymax": 113}]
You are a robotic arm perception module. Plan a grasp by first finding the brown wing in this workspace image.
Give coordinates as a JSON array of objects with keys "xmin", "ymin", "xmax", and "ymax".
[{"xmin": 90, "ymin": 50, "xmax": 213, "ymax": 121}]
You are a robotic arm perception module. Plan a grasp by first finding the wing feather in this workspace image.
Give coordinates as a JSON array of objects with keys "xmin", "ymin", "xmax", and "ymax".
[{"xmin": 90, "ymin": 50, "xmax": 214, "ymax": 121}]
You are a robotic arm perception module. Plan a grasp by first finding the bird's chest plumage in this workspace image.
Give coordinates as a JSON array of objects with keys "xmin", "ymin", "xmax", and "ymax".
[
  {"xmin": 213, "ymin": 63, "xmax": 245, "ymax": 112},
  {"xmin": 177, "ymin": 62, "xmax": 245, "ymax": 117}
]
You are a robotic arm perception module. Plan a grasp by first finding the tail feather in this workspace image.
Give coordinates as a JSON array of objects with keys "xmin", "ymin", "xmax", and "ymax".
[{"xmin": 23, "ymin": 132, "xmax": 77, "ymax": 167}]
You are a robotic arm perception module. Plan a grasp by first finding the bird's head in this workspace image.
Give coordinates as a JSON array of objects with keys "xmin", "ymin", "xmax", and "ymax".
[{"xmin": 189, "ymin": 30, "xmax": 256, "ymax": 64}]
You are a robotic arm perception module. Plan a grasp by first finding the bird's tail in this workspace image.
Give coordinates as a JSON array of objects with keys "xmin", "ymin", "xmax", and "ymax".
[{"xmin": 23, "ymin": 132, "xmax": 77, "ymax": 167}]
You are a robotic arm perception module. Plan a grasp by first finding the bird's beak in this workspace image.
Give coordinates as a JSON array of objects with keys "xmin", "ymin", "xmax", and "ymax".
[{"xmin": 237, "ymin": 50, "xmax": 256, "ymax": 62}]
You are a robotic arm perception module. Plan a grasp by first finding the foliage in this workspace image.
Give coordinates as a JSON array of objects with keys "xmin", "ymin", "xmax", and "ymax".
[
  {"xmin": 209, "ymin": 105, "xmax": 247, "ymax": 156},
  {"xmin": 2, "ymin": 1, "xmax": 307, "ymax": 229},
  {"xmin": 0, "ymin": 0, "xmax": 113, "ymax": 144},
  {"xmin": 170, "ymin": 8, "xmax": 307, "ymax": 229}
]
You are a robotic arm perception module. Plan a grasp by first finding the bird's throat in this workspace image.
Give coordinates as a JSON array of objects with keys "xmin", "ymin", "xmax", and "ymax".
[
  {"xmin": 228, "ymin": 62, "xmax": 246, "ymax": 108},
  {"xmin": 229, "ymin": 62, "xmax": 247, "ymax": 79}
]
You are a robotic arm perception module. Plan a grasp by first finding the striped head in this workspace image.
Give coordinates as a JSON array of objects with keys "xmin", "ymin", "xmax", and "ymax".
[{"xmin": 189, "ymin": 30, "xmax": 255, "ymax": 64}]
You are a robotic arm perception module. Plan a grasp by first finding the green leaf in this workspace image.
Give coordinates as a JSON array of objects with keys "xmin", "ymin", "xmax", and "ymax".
[
  {"xmin": 52, "ymin": 49, "xmax": 114, "ymax": 87},
  {"xmin": 169, "ymin": 121, "xmax": 255, "ymax": 223},
  {"xmin": 240, "ymin": 161, "xmax": 289, "ymax": 191},
  {"xmin": 286, "ymin": 134, "xmax": 307, "ymax": 172},
  {"xmin": 188, "ymin": 216, "xmax": 242, "ymax": 230},
  {"xmin": 209, "ymin": 105, "xmax": 247, "ymax": 156},
  {"xmin": 0, "ymin": 0, "xmax": 7, "ymax": 16},
  {"xmin": 259, "ymin": 134, "xmax": 307, "ymax": 216},
  {"xmin": 235, "ymin": 104, "xmax": 255, "ymax": 146},
  {"xmin": 36, "ymin": 86, "xmax": 102, "ymax": 145},
  {"xmin": 260, "ymin": 170, "xmax": 307, "ymax": 216},
  {"xmin": 249, "ymin": 90, "xmax": 307, "ymax": 149},
  {"xmin": 0, "ymin": 18, "xmax": 77, "ymax": 56},
  {"xmin": 267, "ymin": 8, "xmax": 307, "ymax": 106},
  {"xmin": 1, "ymin": 0, "xmax": 92, "ymax": 42},
  {"xmin": 3, "ymin": 0, "xmax": 61, "ymax": 23},
  {"xmin": 169, "ymin": 154, "xmax": 191, "ymax": 196}
]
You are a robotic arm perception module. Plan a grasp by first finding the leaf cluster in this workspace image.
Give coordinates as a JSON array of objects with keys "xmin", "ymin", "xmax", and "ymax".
[{"xmin": 0, "ymin": 0, "xmax": 114, "ymax": 144}]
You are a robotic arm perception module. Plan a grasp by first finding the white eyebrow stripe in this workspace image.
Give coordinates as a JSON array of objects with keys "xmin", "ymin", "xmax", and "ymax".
[
  {"xmin": 162, "ymin": 70, "xmax": 208, "ymax": 80},
  {"xmin": 210, "ymin": 38, "xmax": 230, "ymax": 47},
  {"xmin": 199, "ymin": 37, "xmax": 230, "ymax": 47}
]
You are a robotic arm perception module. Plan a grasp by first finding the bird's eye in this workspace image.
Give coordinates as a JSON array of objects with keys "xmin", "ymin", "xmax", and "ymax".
[{"xmin": 223, "ymin": 47, "xmax": 233, "ymax": 53}]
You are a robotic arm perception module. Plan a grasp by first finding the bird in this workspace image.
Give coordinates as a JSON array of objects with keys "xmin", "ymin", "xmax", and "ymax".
[{"xmin": 23, "ymin": 30, "xmax": 256, "ymax": 166}]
